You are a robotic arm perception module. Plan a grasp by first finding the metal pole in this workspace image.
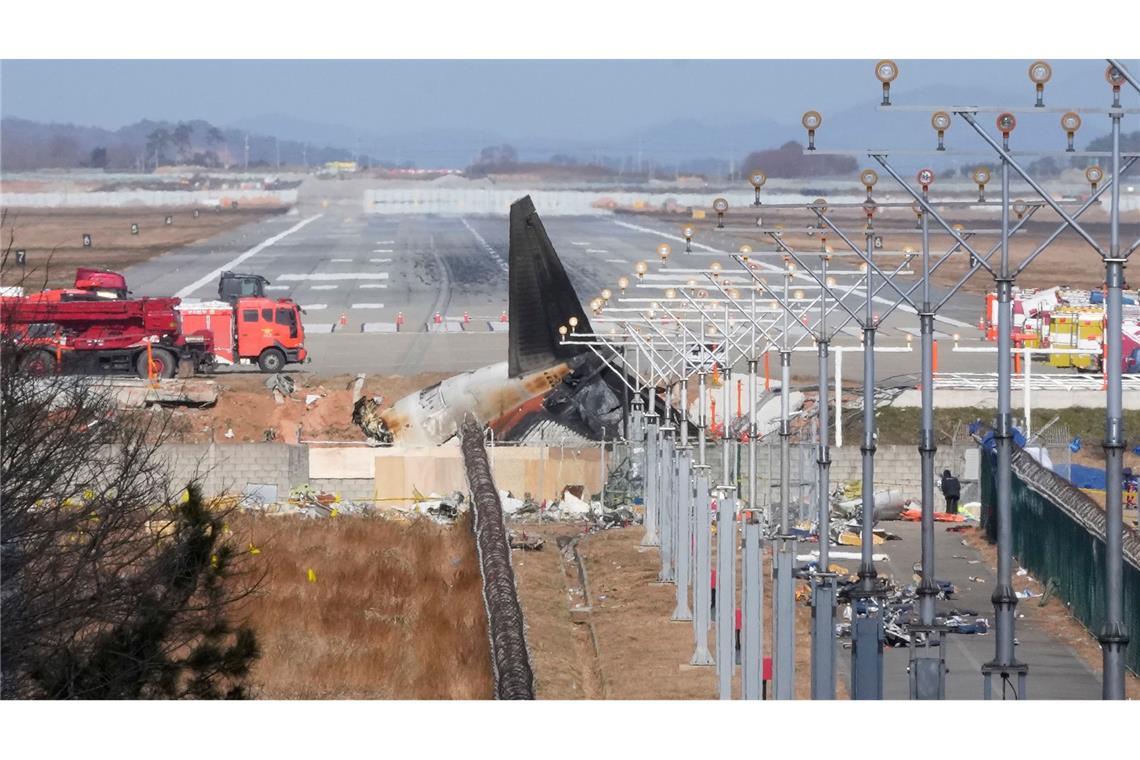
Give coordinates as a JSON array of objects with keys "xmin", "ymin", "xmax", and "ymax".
[
  {"xmin": 743, "ymin": 518, "xmax": 763, "ymax": 699},
  {"xmin": 716, "ymin": 491, "xmax": 736, "ymax": 699},
  {"xmin": 698, "ymin": 372, "xmax": 708, "ymax": 467},
  {"xmin": 642, "ymin": 417, "xmax": 660, "ymax": 547},
  {"xmin": 1101, "ymin": 98, "xmax": 1128, "ymax": 700},
  {"xmin": 852, "ymin": 225, "xmax": 884, "ymax": 700},
  {"xmin": 691, "ymin": 467, "xmax": 715, "ymax": 666},
  {"xmin": 983, "ymin": 149, "xmax": 1026, "ymax": 699},
  {"xmin": 912, "ymin": 180, "xmax": 947, "ymax": 700},
  {"xmin": 659, "ymin": 428, "xmax": 675, "ymax": 582},
  {"xmin": 673, "ymin": 445, "xmax": 693, "ymax": 621},
  {"xmin": 835, "ymin": 348, "xmax": 843, "ymax": 448},
  {"xmin": 811, "ymin": 254, "xmax": 836, "ymax": 699},
  {"xmin": 773, "ymin": 270, "xmax": 796, "ymax": 698},
  {"xmin": 918, "ymin": 182, "xmax": 939, "ymax": 628}
]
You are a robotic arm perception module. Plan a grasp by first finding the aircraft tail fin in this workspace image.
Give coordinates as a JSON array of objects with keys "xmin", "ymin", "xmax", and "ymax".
[{"xmin": 508, "ymin": 196, "xmax": 592, "ymax": 378}]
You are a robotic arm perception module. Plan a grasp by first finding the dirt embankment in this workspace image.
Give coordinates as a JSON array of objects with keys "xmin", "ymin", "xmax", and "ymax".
[
  {"xmin": 230, "ymin": 513, "xmax": 492, "ymax": 699},
  {"xmin": 0, "ymin": 206, "xmax": 285, "ymax": 288},
  {"xmin": 164, "ymin": 371, "xmax": 451, "ymax": 444},
  {"xmin": 513, "ymin": 523, "xmax": 839, "ymax": 699}
]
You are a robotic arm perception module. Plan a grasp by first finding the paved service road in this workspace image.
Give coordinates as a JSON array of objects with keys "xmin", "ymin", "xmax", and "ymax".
[{"xmin": 832, "ymin": 521, "xmax": 1102, "ymax": 699}]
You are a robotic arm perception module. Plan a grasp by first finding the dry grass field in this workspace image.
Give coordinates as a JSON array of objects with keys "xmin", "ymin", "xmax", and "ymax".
[
  {"xmin": 0, "ymin": 206, "xmax": 284, "ymax": 288},
  {"xmin": 229, "ymin": 513, "xmax": 493, "ymax": 699}
]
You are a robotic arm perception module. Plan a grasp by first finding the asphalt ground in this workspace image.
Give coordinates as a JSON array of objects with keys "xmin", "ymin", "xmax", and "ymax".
[{"xmin": 828, "ymin": 521, "xmax": 1102, "ymax": 699}]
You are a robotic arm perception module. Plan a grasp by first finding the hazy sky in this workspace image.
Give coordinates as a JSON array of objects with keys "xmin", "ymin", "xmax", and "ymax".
[{"xmin": 2, "ymin": 59, "xmax": 1132, "ymax": 139}]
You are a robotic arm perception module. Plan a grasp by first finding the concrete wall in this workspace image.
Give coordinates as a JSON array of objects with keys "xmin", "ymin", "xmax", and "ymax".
[
  {"xmin": 160, "ymin": 440, "xmax": 971, "ymax": 507},
  {"xmin": 2, "ymin": 188, "xmax": 298, "ymax": 208},
  {"xmin": 158, "ymin": 443, "xmax": 308, "ymax": 502}
]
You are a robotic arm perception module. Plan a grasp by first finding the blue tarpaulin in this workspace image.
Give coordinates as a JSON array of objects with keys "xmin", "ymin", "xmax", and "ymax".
[{"xmin": 1053, "ymin": 463, "xmax": 1108, "ymax": 490}]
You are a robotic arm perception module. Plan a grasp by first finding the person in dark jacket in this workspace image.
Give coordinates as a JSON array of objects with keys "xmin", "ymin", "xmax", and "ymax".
[{"xmin": 940, "ymin": 470, "xmax": 961, "ymax": 514}]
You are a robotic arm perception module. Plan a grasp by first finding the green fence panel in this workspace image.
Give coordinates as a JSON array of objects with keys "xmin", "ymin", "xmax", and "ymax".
[{"xmin": 980, "ymin": 444, "xmax": 1139, "ymax": 675}]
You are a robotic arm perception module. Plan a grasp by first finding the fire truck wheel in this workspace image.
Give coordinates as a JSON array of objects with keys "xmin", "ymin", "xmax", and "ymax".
[
  {"xmin": 257, "ymin": 348, "xmax": 286, "ymax": 373},
  {"xmin": 136, "ymin": 348, "xmax": 177, "ymax": 379},
  {"xmin": 18, "ymin": 349, "xmax": 57, "ymax": 376}
]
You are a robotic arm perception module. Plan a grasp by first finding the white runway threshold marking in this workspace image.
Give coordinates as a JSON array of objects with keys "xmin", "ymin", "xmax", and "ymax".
[
  {"xmin": 605, "ymin": 258, "xmax": 627, "ymax": 264},
  {"xmin": 376, "ymin": 240, "xmax": 395, "ymax": 245},
  {"xmin": 310, "ymin": 285, "xmax": 338, "ymax": 290},
  {"xmin": 302, "ymin": 304, "xmax": 328, "ymax": 310},
  {"xmin": 586, "ymin": 248, "xmax": 608, "ymax": 254},
  {"xmin": 330, "ymin": 258, "xmax": 353, "ymax": 262},
  {"xmin": 278, "ymin": 272, "xmax": 390, "ymax": 281},
  {"xmin": 265, "ymin": 285, "xmax": 290, "ymax": 291},
  {"xmin": 352, "ymin": 303, "xmax": 385, "ymax": 309},
  {"xmin": 370, "ymin": 258, "xmax": 392, "ymax": 263},
  {"xmin": 174, "ymin": 214, "xmax": 322, "ymax": 298},
  {"xmin": 359, "ymin": 283, "xmax": 388, "ymax": 289},
  {"xmin": 372, "ymin": 248, "xmax": 394, "ymax": 253},
  {"xmin": 611, "ymin": 218, "xmax": 973, "ymax": 330}
]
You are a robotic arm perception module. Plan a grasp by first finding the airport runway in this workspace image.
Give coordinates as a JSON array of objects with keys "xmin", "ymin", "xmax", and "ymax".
[{"xmin": 122, "ymin": 193, "xmax": 1055, "ymax": 380}]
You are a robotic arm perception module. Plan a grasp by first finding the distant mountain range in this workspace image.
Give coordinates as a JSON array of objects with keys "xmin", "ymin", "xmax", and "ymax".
[{"xmin": 2, "ymin": 69, "xmax": 1131, "ymax": 175}]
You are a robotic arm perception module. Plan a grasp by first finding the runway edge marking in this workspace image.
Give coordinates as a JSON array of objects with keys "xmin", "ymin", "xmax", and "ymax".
[{"xmin": 174, "ymin": 214, "xmax": 323, "ymax": 298}]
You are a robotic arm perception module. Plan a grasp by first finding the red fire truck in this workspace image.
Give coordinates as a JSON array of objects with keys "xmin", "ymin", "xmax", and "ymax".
[{"xmin": 2, "ymin": 269, "xmax": 307, "ymax": 377}]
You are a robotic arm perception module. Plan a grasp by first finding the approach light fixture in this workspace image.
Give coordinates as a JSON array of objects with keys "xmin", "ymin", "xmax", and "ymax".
[
  {"xmin": 793, "ymin": 289, "xmax": 806, "ymax": 300},
  {"xmin": 559, "ymin": 325, "xmax": 568, "ymax": 337},
  {"xmin": 860, "ymin": 168, "xmax": 879, "ymax": 197},
  {"xmin": 1086, "ymin": 165, "xmax": 1104, "ymax": 192},
  {"xmin": 601, "ymin": 288, "xmax": 612, "ymax": 302},
  {"xmin": 1012, "ymin": 199, "xmax": 1028, "ymax": 220},
  {"xmin": 917, "ymin": 168, "xmax": 935, "ymax": 191},
  {"xmin": 749, "ymin": 170, "xmax": 767, "ymax": 205},
  {"xmin": 973, "ymin": 166, "xmax": 992, "ymax": 202},
  {"xmin": 738, "ymin": 244, "xmax": 753, "ymax": 260},
  {"xmin": 710, "ymin": 261, "xmax": 723, "ymax": 277},
  {"xmin": 634, "ymin": 260, "xmax": 649, "ymax": 278},
  {"xmin": 802, "ymin": 111, "xmax": 822, "ymax": 150},
  {"xmin": 727, "ymin": 287, "xmax": 741, "ymax": 299},
  {"xmin": 931, "ymin": 111, "xmax": 951, "ymax": 150},
  {"xmin": 618, "ymin": 275, "xmax": 630, "ymax": 294},
  {"xmin": 657, "ymin": 243, "xmax": 672, "ymax": 261},
  {"xmin": 682, "ymin": 224, "xmax": 695, "ymax": 251},
  {"xmin": 665, "ymin": 287, "xmax": 677, "ymax": 299},
  {"xmin": 996, "ymin": 112, "xmax": 1017, "ymax": 146},
  {"xmin": 1107, "ymin": 64, "xmax": 1125, "ymax": 104},
  {"xmin": 712, "ymin": 197, "xmax": 729, "ymax": 228},
  {"xmin": 1028, "ymin": 60, "xmax": 1052, "ymax": 107},
  {"xmin": 1061, "ymin": 112, "xmax": 1082, "ymax": 152},
  {"xmin": 875, "ymin": 59, "xmax": 899, "ymax": 105},
  {"xmin": 826, "ymin": 276, "xmax": 838, "ymax": 288},
  {"xmin": 568, "ymin": 316, "xmax": 579, "ymax": 332}
]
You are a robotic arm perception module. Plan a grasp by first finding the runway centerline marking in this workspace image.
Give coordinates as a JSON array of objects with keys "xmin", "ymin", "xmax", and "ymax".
[
  {"xmin": 586, "ymin": 248, "xmax": 608, "ymax": 253},
  {"xmin": 278, "ymin": 272, "xmax": 390, "ymax": 281},
  {"xmin": 372, "ymin": 248, "xmax": 394, "ymax": 253},
  {"xmin": 330, "ymin": 258, "xmax": 353, "ymax": 262},
  {"xmin": 376, "ymin": 240, "xmax": 395, "ymax": 244},
  {"xmin": 310, "ymin": 285, "xmax": 338, "ymax": 290},
  {"xmin": 352, "ymin": 303, "xmax": 385, "ymax": 309},
  {"xmin": 265, "ymin": 285, "xmax": 290, "ymax": 291},
  {"xmin": 370, "ymin": 258, "xmax": 392, "ymax": 263},
  {"xmin": 360, "ymin": 283, "xmax": 388, "ymax": 289},
  {"xmin": 301, "ymin": 304, "xmax": 328, "ymax": 310},
  {"xmin": 174, "ymin": 214, "xmax": 322, "ymax": 297}
]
